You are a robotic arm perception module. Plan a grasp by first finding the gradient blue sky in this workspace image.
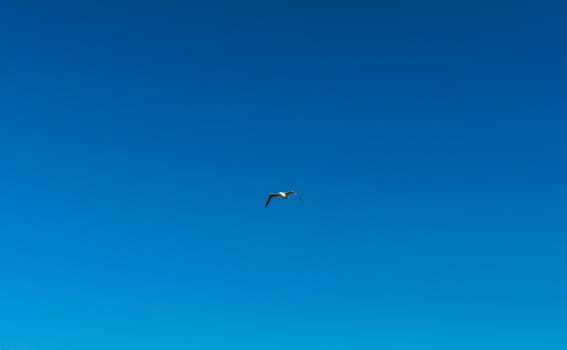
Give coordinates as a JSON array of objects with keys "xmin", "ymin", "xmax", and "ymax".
[{"xmin": 1, "ymin": 1, "xmax": 566, "ymax": 349}]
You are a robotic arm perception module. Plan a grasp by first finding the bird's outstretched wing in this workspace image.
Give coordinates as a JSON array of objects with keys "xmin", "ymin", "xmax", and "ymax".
[
  {"xmin": 286, "ymin": 190, "xmax": 302, "ymax": 200},
  {"xmin": 265, "ymin": 194, "xmax": 276, "ymax": 208}
]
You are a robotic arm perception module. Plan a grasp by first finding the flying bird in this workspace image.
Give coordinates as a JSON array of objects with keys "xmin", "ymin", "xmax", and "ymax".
[{"xmin": 265, "ymin": 191, "xmax": 300, "ymax": 208}]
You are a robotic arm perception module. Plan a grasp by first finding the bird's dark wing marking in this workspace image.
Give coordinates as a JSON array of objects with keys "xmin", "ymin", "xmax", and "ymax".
[{"xmin": 265, "ymin": 194, "xmax": 276, "ymax": 208}]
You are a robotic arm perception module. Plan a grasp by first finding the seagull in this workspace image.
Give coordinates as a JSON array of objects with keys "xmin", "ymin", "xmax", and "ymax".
[{"xmin": 265, "ymin": 190, "xmax": 300, "ymax": 208}]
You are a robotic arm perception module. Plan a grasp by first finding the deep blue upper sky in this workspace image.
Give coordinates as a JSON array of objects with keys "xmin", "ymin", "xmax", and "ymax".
[{"xmin": 1, "ymin": 1, "xmax": 566, "ymax": 349}]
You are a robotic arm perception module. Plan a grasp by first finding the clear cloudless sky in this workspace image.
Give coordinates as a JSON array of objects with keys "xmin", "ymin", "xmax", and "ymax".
[{"xmin": 1, "ymin": 1, "xmax": 566, "ymax": 349}]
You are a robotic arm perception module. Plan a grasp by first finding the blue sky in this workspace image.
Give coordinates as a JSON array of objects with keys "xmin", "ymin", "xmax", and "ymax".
[{"xmin": 1, "ymin": 1, "xmax": 566, "ymax": 349}]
